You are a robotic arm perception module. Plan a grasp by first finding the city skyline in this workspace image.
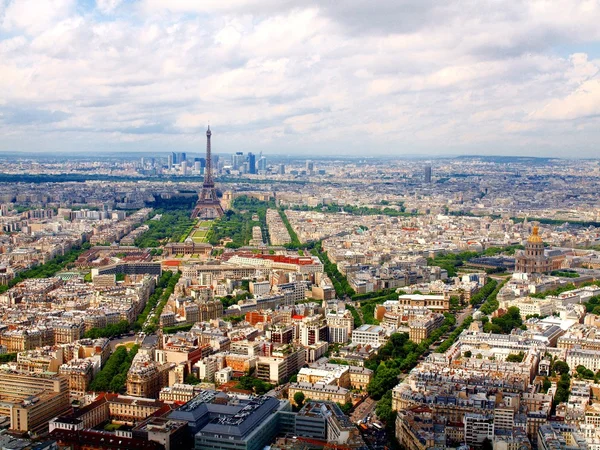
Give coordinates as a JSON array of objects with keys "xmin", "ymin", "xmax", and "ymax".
[{"xmin": 0, "ymin": 1, "xmax": 599, "ymax": 156}]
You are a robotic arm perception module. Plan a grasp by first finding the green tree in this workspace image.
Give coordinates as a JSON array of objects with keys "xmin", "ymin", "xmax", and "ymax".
[
  {"xmin": 293, "ymin": 392, "xmax": 305, "ymax": 408},
  {"xmin": 506, "ymin": 352, "xmax": 525, "ymax": 363},
  {"xmin": 375, "ymin": 391, "xmax": 396, "ymax": 426},
  {"xmin": 554, "ymin": 373, "xmax": 571, "ymax": 405},
  {"xmin": 185, "ymin": 374, "xmax": 201, "ymax": 385},
  {"xmin": 554, "ymin": 360, "xmax": 570, "ymax": 375},
  {"xmin": 542, "ymin": 377, "xmax": 552, "ymax": 393}
]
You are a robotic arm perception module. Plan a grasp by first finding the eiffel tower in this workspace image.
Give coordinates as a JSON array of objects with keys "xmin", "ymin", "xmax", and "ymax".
[{"xmin": 191, "ymin": 125, "xmax": 224, "ymax": 219}]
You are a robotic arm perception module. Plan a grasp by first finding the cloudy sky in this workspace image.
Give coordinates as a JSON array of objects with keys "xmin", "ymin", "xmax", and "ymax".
[{"xmin": 1, "ymin": 0, "xmax": 600, "ymax": 157}]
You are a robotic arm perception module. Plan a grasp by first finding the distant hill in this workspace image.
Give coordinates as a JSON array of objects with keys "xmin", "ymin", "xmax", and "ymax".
[{"xmin": 454, "ymin": 155, "xmax": 558, "ymax": 164}]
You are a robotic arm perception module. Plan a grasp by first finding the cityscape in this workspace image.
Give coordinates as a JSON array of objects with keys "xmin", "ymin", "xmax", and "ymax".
[{"xmin": 2, "ymin": 1, "xmax": 600, "ymax": 450}]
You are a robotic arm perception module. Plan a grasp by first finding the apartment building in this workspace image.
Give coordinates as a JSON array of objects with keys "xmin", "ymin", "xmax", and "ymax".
[
  {"xmin": 0, "ymin": 369, "xmax": 71, "ymax": 434},
  {"xmin": 351, "ymin": 324, "xmax": 387, "ymax": 346}
]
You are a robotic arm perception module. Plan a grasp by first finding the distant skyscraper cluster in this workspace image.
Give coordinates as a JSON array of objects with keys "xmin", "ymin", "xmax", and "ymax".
[
  {"xmin": 306, "ymin": 160, "xmax": 314, "ymax": 175},
  {"xmin": 229, "ymin": 151, "xmax": 263, "ymax": 174},
  {"xmin": 164, "ymin": 150, "xmax": 208, "ymax": 177}
]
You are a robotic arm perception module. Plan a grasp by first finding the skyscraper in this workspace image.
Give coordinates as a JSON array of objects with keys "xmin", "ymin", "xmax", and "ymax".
[
  {"xmin": 195, "ymin": 157, "xmax": 206, "ymax": 169},
  {"xmin": 247, "ymin": 152, "xmax": 256, "ymax": 174},
  {"xmin": 258, "ymin": 156, "xmax": 267, "ymax": 172},
  {"xmin": 233, "ymin": 152, "xmax": 244, "ymax": 170},
  {"xmin": 167, "ymin": 153, "xmax": 173, "ymax": 168},
  {"xmin": 306, "ymin": 160, "xmax": 314, "ymax": 175},
  {"xmin": 191, "ymin": 126, "xmax": 224, "ymax": 219},
  {"xmin": 424, "ymin": 165, "xmax": 432, "ymax": 183}
]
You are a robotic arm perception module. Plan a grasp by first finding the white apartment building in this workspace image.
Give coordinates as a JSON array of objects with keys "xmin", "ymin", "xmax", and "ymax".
[
  {"xmin": 195, "ymin": 356, "xmax": 218, "ymax": 382},
  {"xmin": 566, "ymin": 347, "xmax": 600, "ymax": 372},
  {"xmin": 464, "ymin": 413, "xmax": 494, "ymax": 448},
  {"xmin": 351, "ymin": 324, "xmax": 387, "ymax": 346},
  {"xmin": 250, "ymin": 280, "xmax": 271, "ymax": 296}
]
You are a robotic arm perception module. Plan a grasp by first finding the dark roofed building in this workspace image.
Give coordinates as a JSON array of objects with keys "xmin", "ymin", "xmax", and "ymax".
[{"xmin": 168, "ymin": 390, "xmax": 290, "ymax": 450}]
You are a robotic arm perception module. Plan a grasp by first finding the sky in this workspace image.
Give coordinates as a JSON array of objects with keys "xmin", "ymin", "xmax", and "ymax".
[{"xmin": 1, "ymin": 0, "xmax": 600, "ymax": 157}]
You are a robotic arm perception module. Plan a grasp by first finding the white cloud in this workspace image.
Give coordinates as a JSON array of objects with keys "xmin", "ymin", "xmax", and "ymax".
[
  {"xmin": 96, "ymin": 0, "xmax": 122, "ymax": 14},
  {"xmin": 1, "ymin": 0, "xmax": 600, "ymax": 155},
  {"xmin": 1, "ymin": 0, "xmax": 75, "ymax": 34},
  {"xmin": 530, "ymin": 79, "xmax": 600, "ymax": 121}
]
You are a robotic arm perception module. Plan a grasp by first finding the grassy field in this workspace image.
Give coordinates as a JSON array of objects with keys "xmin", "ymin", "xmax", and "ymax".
[{"xmin": 189, "ymin": 220, "xmax": 213, "ymax": 243}]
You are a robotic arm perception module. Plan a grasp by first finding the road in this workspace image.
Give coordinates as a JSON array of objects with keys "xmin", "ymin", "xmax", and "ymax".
[
  {"xmin": 456, "ymin": 305, "xmax": 473, "ymax": 327},
  {"xmin": 350, "ymin": 397, "xmax": 376, "ymax": 424},
  {"xmin": 109, "ymin": 335, "xmax": 138, "ymax": 350}
]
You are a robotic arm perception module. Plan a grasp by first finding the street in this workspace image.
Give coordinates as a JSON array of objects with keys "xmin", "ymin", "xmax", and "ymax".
[
  {"xmin": 350, "ymin": 397, "xmax": 376, "ymax": 424},
  {"xmin": 109, "ymin": 334, "xmax": 138, "ymax": 350}
]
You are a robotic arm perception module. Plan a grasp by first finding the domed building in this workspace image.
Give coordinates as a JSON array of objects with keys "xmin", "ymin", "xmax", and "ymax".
[{"xmin": 515, "ymin": 226, "xmax": 552, "ymax": 274}]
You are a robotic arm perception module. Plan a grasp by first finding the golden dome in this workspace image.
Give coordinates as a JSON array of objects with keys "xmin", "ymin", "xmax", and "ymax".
[{"xmin": 528, "ymin": 226, "xmax": 543, "ymax": 244}]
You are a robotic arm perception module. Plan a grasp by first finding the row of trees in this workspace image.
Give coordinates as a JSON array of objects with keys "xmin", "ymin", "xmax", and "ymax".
[
  {"xmin": 368, "ymin": 315, "xmax": 458, "ymax": 432},
  {"xmin": 135, "ymin": 209, "xmax": 196, "ymax": 248},
  {"xmin": 89, "ymin": 344, "xmax": 139, "ymax": 393},
  {"xmin": 208, "ymin": 196, "xmax": 276, "ymax": 248},
  {"xmin": 426, "ymin": 251, "xmax": 480, "ymax": 277},
  {"xmin": 131, "ymin": 270, "xmax": 174, "ymax": 331},
  {"xmin": 482, "ymin": 244, "xmax": 525, "ymax": 256},
  {"xmin": 345, "ymin": 304, "xmax": 362, "ymax": 328},
  {"xmin": 209, "ymin": 209, "xmax": 257, "ymax": 248},
  {"xmin": 0, "ymin": 242, "xmax": 91, "ymax": 294},
  {"xmin": 478, "ymin": 280, "xmax": 506, "ymax": 315},
  {"xmin": 469, "ymin": 279, "xmax": 498, "ymax": 307},
  {"xmin": 555, "ymin": 372, "xmax": 571, "ymax": 406},
  {"xmin": 0, "ymin": 353, "xmax": 17, "ymax": 363},
  {"xmin": 550, "ymin": 270, "xmax": 579, "ymax": 278},
  {"xmin": 288, "ymin": 202, "xmax": 411, "ymax": 217},
  {"xmin": 84, "ymin": 320, "xmax": 130, "ymax": 339},
  {"xmin": 278, "ymin": 209, "xmax": 302, "ymax": 248},
  {"xmin": 164, "ymin": 323, "xmax": 194, "ymax": 334},
  {"xmin": 311, "ymin": 245, "xmax": 355, "ymax": 297},
  {"xmin": 235, "ymin": 196, "xmax": 277, "ymax": 245},
  {"xmin": 82, "ymin": 271, "xmax": 183, "ymax": 338},
  {"xmin": 359, "ymin": 291, "xmax": 402, "ymax": 325},
  {"xmin": 351, "ymin": 288, "xmax": 397, "ymax": 302},
  {"xmin": 436, "ymin": 316, "xmax": 474, "ymax": 353},
  {"xmin": 514, "ymin": 216, "xmax": 600, "ymax": 228},
  {"xmin": 144, "ymin": 271, "xmax": 181, "ymax": 333},
  {"xmin": 366, "ymin": 314, "xmax": 457, "ymax": 400},
  {"xmin": 373, "ymin": 281, "xmax": 516, "ymax": 432}
]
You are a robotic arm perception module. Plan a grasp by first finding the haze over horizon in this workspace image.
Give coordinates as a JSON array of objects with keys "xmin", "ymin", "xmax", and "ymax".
[{"xmin": 1, "ymin": 0, "xmax": 600, "ymax": 156}]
